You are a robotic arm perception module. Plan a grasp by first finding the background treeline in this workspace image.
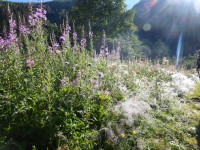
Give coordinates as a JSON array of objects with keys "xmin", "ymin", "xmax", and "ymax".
[
  {"xmin": 0, "ymin": 0, "xmax": 143, "ymax": 61},
  {"xmin": 0, "ymin": 1, "xmax": 74, "ymax": 35},
  {"xmin": 0, "ymin": 0, "xmax": 198, "ymax": 68}
]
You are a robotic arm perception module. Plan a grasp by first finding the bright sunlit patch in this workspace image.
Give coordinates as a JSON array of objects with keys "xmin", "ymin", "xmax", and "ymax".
[
  {"xmin": 167, "ymin": 0, "xmax": 200, "ymax": 13},
  {"xmin": 193, "ymin": 0, "xmax": 200, "ymax": 13},
  {"xmin": 144, "ymin": 0, "xmax": 158, "ymax": 11}
]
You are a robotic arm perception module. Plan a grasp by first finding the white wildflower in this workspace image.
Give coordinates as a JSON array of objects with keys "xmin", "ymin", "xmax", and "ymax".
[{"xmin": 113, "ymin": 97, "xmax": 151, "ymax": 126}]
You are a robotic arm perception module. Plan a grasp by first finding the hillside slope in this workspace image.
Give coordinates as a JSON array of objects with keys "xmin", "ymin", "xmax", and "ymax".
[{"xmin": 134, "ymin": 0, "xmax": 200, "ymax": 56}]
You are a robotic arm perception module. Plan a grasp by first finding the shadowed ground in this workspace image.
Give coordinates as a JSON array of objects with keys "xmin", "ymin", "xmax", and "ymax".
[{"xmin": 197, "ymin": 125, "xmax": 200, "ymax": 149}]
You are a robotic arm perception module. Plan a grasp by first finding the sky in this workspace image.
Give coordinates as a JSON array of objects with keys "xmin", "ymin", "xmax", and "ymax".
[
  {"xmin": 7, "ymin": 0, "xmax": 140, "ymax": 9},
  {"xmin": 125, "ymin": 0, "xmax": 140, "ymax": 9}
]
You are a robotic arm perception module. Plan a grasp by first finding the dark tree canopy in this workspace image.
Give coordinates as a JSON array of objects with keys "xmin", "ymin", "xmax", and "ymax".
[{"xmin": 69, "ymin": 0, "xmax": 137, "ymax": 38}]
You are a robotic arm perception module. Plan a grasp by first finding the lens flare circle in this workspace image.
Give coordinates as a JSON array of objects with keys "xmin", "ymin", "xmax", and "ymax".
[{"xmin": 143, "ymin": 23, "xmax": 151, "ymax": 31}]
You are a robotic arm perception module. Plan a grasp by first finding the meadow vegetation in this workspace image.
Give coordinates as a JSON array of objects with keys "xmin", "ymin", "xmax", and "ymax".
[{"xmin": 0, "ymin": 3, "xmax": 200, "ymax": 150}]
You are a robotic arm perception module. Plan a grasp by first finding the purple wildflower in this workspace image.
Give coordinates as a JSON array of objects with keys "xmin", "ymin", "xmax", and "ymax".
[
  {"xmin": 43, "ymin": 9, "xmax": 47, "ymax": 15},
  {"xmin": 19, "ymin": 24, "xmax": 29, "ymax": 35},
  {"xmin": 98, "ymin": 72, "xmax": 104, "ymax": 78},
  {"xmin": 26, "ymin": 59, "xmax": 34, "ymax": 68},
  {"xmin": 72, "ymin": 79, "xmax": 79, "ymax": 85},
  {"xmin": 0, "ymin": 38, "xmax": 5, "ymax": 48},
  {"xmin": 89, "ymin": 31, "xmax": 93, "ymax": 39},
  {"xmin": 53, "ymin": 43, "xmax": 59, "ymax": 48},
  {"xmin": 7, "ymin": 33, "xmax": 18, "ymax": 48},
  {"xmin": 59, "ymin": 35, "xmax": 65, "ymax": 43},
  {"xmin": 90, "ymin": 79, "xmax": 98, "ymax": 85},
  {"xmin": 48, "ymin": 42, "xmax": 60, "ymax": 54},
  {"xmin": 9, "ymin": 16, "xmax": 16, "ymax": 33},
  {"xmin": 29, "ymin": 6, "xmax": 47, "ymax": 26},
  {"xmin": 60, "ymin": 77, "xmax": 69, "ymax": 87},
  {"xmin": 80, "ymin": 94, "xmax": 85, "ymax": 98},
  {"xmin": 90, "ymin": 79, "xmax": 99, "ymax": 91},
  {"xmin": 65, "ymin": 61, "xmax": 70, "ymax": 65},
  {"xmin": 73, "ymin": 32, "xmax": 77, "ymax": 40},
  {"xmin": 65, "ymin": 24, "xmax": 71, "ymax": 34},
  {"xmin": 81, "ymin": 38, "xmax": 86, "ymax": 48}
]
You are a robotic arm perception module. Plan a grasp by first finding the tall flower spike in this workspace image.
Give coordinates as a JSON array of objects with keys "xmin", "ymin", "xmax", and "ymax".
[
  {"xmin": 49, "ymin": 32, "xmax": 60, "ymax": 54},
  {"xmin": 99, "ymin": 30, "xmax": 108, "ymax": 57},
  {"xmin": 59, "ymin": 16, "xmax": 71, "ymax": 49},
  {"xmin": 88, "ymin": 21, "xmax": 94, "ymax": 55},
  {"xmin": 88, "ymin": 21, "xmax": 93, "ymax": 39},
  {"xmin": 72, "ymin": 22, "xmax": 78, "ymax": 50},
  {"xmin": 28, "ymin": 3, "xmax": 47, "ymax": 26},
  {"xmin": 81, "ymin": 26, "xmax": 86, "ymax": 49},
  {"xmin": 19, "ymin": 16, "xmax": 30, "ymax": 35},
  {"xmin": 7, "ymin": 11, "xmax": 18, "ymax": 48},
  {"xmin": 72, "ymin": 22, "xmax": 77, "ymax": 40},
  {"xmin": 65, "ymin": 16, "xmax": 71, "ymax": 35}
]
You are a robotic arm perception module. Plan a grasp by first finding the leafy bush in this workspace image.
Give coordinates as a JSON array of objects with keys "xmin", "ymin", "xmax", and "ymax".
[{"xmin": 0, "ymin": 4, "xmax": 122, "ymax": 150}]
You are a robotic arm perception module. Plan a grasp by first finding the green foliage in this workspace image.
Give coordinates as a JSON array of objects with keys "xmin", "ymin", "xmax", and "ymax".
[
  {"xmin": 189, "ymin": 83, "xmax": 200, "ymax": 100},
  {"xmin": 179, "ymin": 55, "xmax": 196, "ymax": 70},
  {"xmin": 0, "ymin": 13, "xmax": 121, "ymax": 150},
  {"xmin": 153, "ymin": 39, "xmax": 170, "ymax": 59},
  {"xmin": 69, "ymin": 0, "xmax": 137, "ymax": 38}
]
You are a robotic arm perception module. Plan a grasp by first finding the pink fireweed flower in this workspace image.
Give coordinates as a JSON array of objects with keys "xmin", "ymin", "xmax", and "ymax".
[
  {"xmin": 36, "ymin": 8, "xmax": 47, "ymax": 20},
  {"xmin": 59, "ymin": 35, "xmax": 66, "ymax": 43},
  {"xmin": 29, "ymin": 6, "xmax": 47, "ymax": 26},
  {"xmin": 65, "ymin": 61, "xmax": 70, "ymax": 65},
  {"xmin": 72, "ymin": 79, "xmax": 79, "ymax": 85},
  {"xmin": 90, "ymin": 78, "xmax": 99, "ymax": 92},
  {"xmin": 59, "ymin": 34, "xmax": 70, "ymax": 48},
  {"xmin": 73, "ymin": 32, "xmax": 77, "ymax": 40},
  {"xmin": 43, "ymin": 9, "xmax": 47, "ymax": 15},
  {"xmin": 48, "ymin": 42, "xmax": 60, "ymax": 54},
  {"xmin": 7, "ymin": 33, "xmax": 18, "ymax": 48},
  {"xmin": 7, "ymin": 33, "xmax": 17, "ymax": 42},
  {"xmin": 81, "ymin": 38, "xmax": 86, "ymax": 48},
  {"xmin": 19, "ymin": 24, "xmax": 30, "ymax": 35},
  {"xmin": 9, "ymin": 16, "xmax": 16, "ymax": 33},
  {"xmin": 29, "ymin": 15, "xmax": 38, "ymax": 26},
  {"xmin": 52, "ymin": 43, "xmax": 59, "ymax": 48},
  {"xmin": 65, "ymin": 24, "xmax": 71, "ymax": 34},
  {"xmin": 6, "ymin": 14, "xmax": 18, "ymax": 47},
  {"xmin": 91, "ymin": 79, "xmax": 98, "ymax": 85},
  {"xmin": 0, "ymin": 38, "xmax": 5, "ymax": 49},
  {"xmin": 60, "ymin": 77, "xmax": 68, "ymax": 87},
  {"xmin": 26, "ymin": 59, "xmax": 34, "ymax": 68},
  {"xmin": 65, "ymin": 16, "xmax": 71, "ymax": 34},
  {"xmin": 89, "ymin": 31, "xmax": 93, "ymax": 39}
]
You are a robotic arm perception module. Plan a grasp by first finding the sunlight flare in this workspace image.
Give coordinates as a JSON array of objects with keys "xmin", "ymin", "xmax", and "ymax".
[
  {"xmin": 144, "ymin": 0, "xmax": 158, "ymax": 10},
  {"xmin": 167, "ymin": 0, "xmax": 200, "ymax": 13},
  {"xmin": 176, "ymin": 33, "xmax": 183, "ymax": 69}
]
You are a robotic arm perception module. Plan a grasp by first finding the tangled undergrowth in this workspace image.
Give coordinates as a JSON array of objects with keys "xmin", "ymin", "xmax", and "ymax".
[{"xmin": 0, "ymin": 3, "xmax": 200, "ymax": 150}]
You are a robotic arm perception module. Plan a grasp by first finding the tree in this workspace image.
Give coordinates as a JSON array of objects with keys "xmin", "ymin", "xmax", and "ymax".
[
  {"xmin": 69, "ymin": 0, "xmax": 137, "ymax": 38},
  {"xmin": 153, "ymin": 40, "xmax": 170, "ymax": 59}
]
